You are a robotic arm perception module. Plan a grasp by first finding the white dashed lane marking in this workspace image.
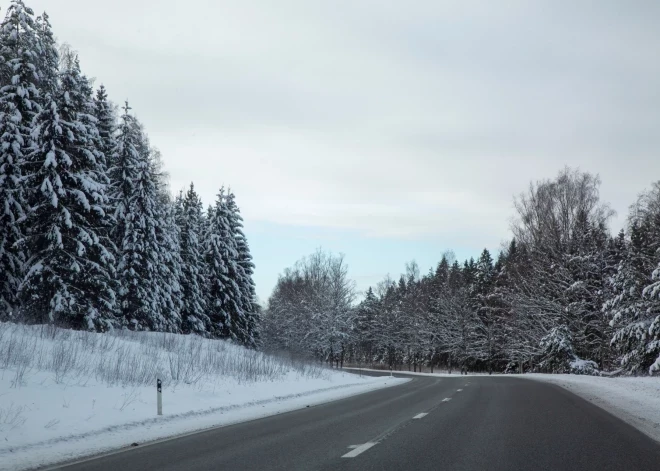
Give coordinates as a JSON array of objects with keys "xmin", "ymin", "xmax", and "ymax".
[
  {"xmin": 342, "ymin": 390, "xmax": 458, "ymax": 458},
  {"xmin": 342, "ymin": 443, "xmax": 378, "ymax": 458}
]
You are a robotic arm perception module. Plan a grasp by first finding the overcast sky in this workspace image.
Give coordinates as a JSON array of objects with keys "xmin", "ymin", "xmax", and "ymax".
[{"xmin": 20, "ymin": 0, "xmax": 660, "ymax": 301}]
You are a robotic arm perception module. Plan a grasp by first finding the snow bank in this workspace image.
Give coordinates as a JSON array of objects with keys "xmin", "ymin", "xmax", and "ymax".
[
  {"xmin": 524, "ymin": 374, "xmax": 660, "ymax": 443},
  {"xmin": 345, "ymin": 367, "xmax": 495, "ymax": 377},
  {"xmin": 0, "ymin": 323, "xmax": 407, "ymax": 471}
]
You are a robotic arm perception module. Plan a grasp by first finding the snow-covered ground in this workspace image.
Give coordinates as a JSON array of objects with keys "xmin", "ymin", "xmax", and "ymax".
[
  {"xmin": 0, "ymin": 323, "xmax": 407, "ymax": 471},
  {"xmin": 525, "ymin": 373, "xmax": 660, "ymax": 443}
]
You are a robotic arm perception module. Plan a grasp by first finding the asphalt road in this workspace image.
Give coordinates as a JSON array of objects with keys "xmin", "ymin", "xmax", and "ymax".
[{"xmin": 49, "ymin": 371, "xmax": 660, "ymax": 471}]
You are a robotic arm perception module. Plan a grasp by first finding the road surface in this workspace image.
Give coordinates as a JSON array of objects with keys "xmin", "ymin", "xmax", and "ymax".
[{"xmin": 48, "ymin": 371, "xmax": 660, "ymax": 471}]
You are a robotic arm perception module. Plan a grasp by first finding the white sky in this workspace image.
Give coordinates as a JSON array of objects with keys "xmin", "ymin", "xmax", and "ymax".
[{"xmin": 15, "ymin": 0, "xmax": 660, "ymax": 299}]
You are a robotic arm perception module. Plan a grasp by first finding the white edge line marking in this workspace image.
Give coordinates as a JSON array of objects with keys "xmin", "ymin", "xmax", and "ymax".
[
  {"xmin": 413, "ymin": 413, "xmax": 428, "ymax": 419},
  {"xmin": 442, "ymin": 397, "xmax": 451, "ymax": 402},
  {"xmin": 342, "ymin": 442, "xmax": 377, "ymax": 458},
  {"xmin": 348, "ymin": 445, "xmax": 359, "ymax": 449},
  {"xmin": 457, "ymin": 389, "xmax": 463, "ymax": 392}
]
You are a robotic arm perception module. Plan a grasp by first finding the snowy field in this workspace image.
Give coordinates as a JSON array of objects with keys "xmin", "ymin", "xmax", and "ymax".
[{"xmin": 0, "ymin": 323, "xmax": 407, "ymax": 471}]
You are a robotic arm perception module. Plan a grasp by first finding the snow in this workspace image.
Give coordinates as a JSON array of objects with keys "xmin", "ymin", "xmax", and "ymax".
[
  {"xmin": 345, "ymin": 367, "xmax": 495, "ymax": 377},
  {"xmin": 0, "ymin": 323, "xmax": 407, "ymax": 471},
  {"xmin": 524, "ymin": 374, "xmax": 660, "ymax": 443}
]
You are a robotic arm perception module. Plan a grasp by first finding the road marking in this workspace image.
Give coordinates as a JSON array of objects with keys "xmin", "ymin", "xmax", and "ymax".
[
  {"xmin": 347, "ymin": 445, "xmax": 359, "ymax": 449},
  {"xmin": 457, "ymin": 389, "xmax": 463, "ymax": 392},
  {"xmin": 413, "ymin": 413, "xmax": 428, "ymax": 419},
  {"xmin": 442, "ymin": 397, "xmax": 451, "ymax": 402},
  {"xmin": 342, "ymin": 443, "xmax": 377, "ymax": 458}
]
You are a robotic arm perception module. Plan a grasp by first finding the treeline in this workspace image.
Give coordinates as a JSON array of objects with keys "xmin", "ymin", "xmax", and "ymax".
[
  {"xmin": 264, "ymin": 168, "xmax": 660, "ymax": 375},
  {"xmin": 0, "ymin": 1, "xmax": 259, "ymax": 345}
]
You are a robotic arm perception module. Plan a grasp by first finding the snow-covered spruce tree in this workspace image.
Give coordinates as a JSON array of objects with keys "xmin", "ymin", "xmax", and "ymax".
[
  {"xmin": 176, "ymin": 182, "xmax": 210, "ymax": 334},
  {"xmin": 92, "ymin": 85, "xmax": 116, "ymax": 172},
  {"xmin": 538, "ymin": 325, "xmax": 599, "ymax": 375},
  {"xmin": 204, "ymin": 187, "xmax": 243, "ymax": 339},
  {"xmin": 154, "ymin": 189, "xmax": 184, "ymax": 332},
  {"xmin": 111, "ymin": 103, "xmax": 179, "ymax": 331},
  {"xmin": 606, "ymin": 183, "xmax": 660, "ymax": 374},
  {"xmin": 143, "ymin": 137, "xmax": 183, "ymax": 332},
  {"xmin": 0, "ymin": 1, "xmax": 42, "ymax": 318},
  {"xmin": 19, "ymin": 57, "xmax": 116, "ymax": 330},
  {"xmin": 473, "ymin": 248, "xmax": 500, "ymax": 374},
  {"xmin": 225, "ymin": 190, "xmax": 259, "ymax": 346},
  {"xmin": 34, "ymin": 11, "xmax": 58, "ymax": 99}
]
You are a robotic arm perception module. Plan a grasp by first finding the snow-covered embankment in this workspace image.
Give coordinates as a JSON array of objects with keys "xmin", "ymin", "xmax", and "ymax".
[{"xmin": 0, "ymin": 323, "xmax": 406, "ymax": 471}]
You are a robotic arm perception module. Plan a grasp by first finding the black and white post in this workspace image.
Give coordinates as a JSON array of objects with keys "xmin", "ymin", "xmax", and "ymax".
[{"xmin": 157, "ymin": 379, "xmax": 162, "ymax": 416}]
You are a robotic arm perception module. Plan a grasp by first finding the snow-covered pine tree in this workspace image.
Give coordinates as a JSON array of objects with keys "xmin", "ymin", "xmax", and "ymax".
[
  {"xmin": 34, "ymin": 11, "xmax": 58, "ymax": 99},
  {"xmin": 225, "ymin": 190, "xmax": 258, "ymax": 346},
  {"xmin": 142, "ymin": 135, "xmax": 183, "ymax": 332},
  {"xmin": 111, "ymin": 103, "xmax": 179, "ymax": 331},
  {"xmin": 473, "ymin": 248, "xmax": 499, "ymax": 373},
  {"xmin": 19, "ymin": 57, "xmax": 116, "ymax": 330},
  {"xmin": 606, "ymin": 183, "xmax": 660, "ymax": 374},
  {"xmin": 176, "ymin": 183, "xmax": 210, "ymax": 335},
  {"xmin": 606, "ymin": 216, "xmax": 660, "ymax": 374},
  {"xmin": 0, "ymin": 1, "xmax": 42, "ymax": 318},
  {"xmin": 154, "ymin": 189, "xmax": 184, "ymax": 332},
  {"xmin": 204, "ymin": 187, "xmax": 243, "ymax": 339}
]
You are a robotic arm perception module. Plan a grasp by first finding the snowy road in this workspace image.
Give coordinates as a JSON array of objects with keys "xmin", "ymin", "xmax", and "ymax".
[{"xmin": 47, "ymin": 372, "xmax": 660, "ymax": 471}]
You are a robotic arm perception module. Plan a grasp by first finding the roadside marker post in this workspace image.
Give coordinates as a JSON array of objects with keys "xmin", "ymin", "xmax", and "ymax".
[{"xmin": 157, "ymin": 379, "xmax": 163, "ymax": 416}]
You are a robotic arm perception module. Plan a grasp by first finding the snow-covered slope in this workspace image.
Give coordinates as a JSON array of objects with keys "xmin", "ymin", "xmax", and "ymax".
[{"xmin": 0, "ymin": 323, "xmax": 406, "ymax": 471}]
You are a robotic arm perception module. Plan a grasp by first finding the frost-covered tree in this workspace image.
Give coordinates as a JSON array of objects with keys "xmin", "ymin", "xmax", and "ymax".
[
  {"xmin": 34, "ymin": 11, "xmax": 58, "ymax": 99},
  {"xmin": 606, "ymin": 183, "xmax": 660, "ymax": 374},
  {"xmin": 264, "ymin": 249, "xmax": 355, "ymax": 364},
  {"xmin": 111, "ymin": 103, "xmax": 179, "ymax": 331},
  {"xmin": 204, "ymin": 188, "xmax": 235, "ymax": 338},
  {"xmin": 352, "ymin": 286, "xmax": 380, "ymax": 364},
  {"xmin": 225, "ymin": 190, "xmax": 259, "ymax": 346},
  {"xmin": 177, "ymin": 183, "xmax": 210, "ymax": 334},
  {"xmin": 19, "ymin": 57, "xmax": 116, "ymax": 330},
  {"xmin": 145, "ymin": 141, "xmax": 183, "ymax": 332},
  {"xmin": 154, "ymin": 189, "xmax": 184, "ymax": 332},
  {"xmin": 0, "ymin": 1, "xmax": 42, "ymax": 317},
  {"xmin": 91, "ymin": 85, "xmax": 115, "ymax": 172},
  {"xmin": 473, "ymin": 248, "xmax": 499, "ymax": 373}
]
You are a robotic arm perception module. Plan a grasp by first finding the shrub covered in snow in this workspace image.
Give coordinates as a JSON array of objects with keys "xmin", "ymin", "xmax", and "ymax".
[
  {"xmin": 538, "ymin": 326, "xmax": 600, "ymax": 375},
  {"xmin": 569, "ymin": 358, "xmax": 600, "ymax": 376},
  {"xmin": 0, "ymin": 322, "xmax": 328, "ymax": 389}
]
